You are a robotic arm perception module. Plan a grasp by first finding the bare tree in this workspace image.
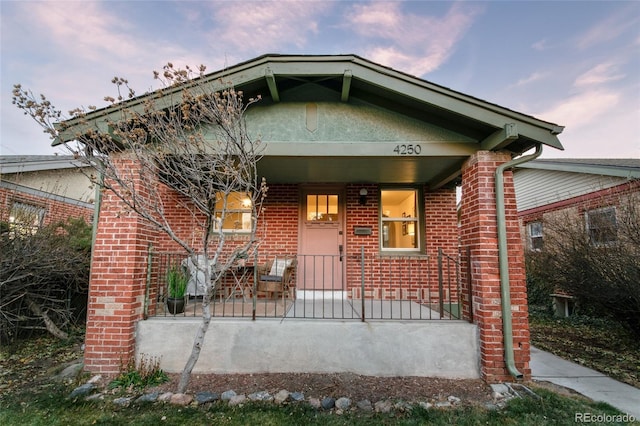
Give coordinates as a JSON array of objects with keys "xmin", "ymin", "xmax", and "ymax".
[{"xmin": 12, "ymin": 64, "xmax": 267, "ymax": 392}]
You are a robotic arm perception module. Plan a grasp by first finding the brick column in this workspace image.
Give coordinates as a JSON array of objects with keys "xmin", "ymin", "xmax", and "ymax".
[
  {"xmin": 459, "ymin": 151, "xmax": 531, "ymax": 383},
  {"xmin": 84, "ymin": 155, "xmax": 157, "ymax": 374}
]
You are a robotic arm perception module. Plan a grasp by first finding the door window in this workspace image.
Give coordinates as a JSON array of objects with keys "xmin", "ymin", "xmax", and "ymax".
[{"xmin": 306, "ymin": 194, "xmax": 338, "ymax": 221}]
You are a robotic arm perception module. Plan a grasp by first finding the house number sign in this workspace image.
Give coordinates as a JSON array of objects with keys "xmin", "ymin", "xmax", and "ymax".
[{"xmin": 393, "ymin": 144, "xmax": 422, "ymax": 155}]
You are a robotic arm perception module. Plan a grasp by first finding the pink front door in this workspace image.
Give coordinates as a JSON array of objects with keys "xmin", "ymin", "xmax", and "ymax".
[{"xmin": 299, "ymin": 187, "xmax": 345, "ymax": 291}]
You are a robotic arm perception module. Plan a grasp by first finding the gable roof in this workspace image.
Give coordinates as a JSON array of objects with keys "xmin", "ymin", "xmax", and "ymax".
[
  {"xmin": 56, "ymin": 54, "xmax": 565, "ymax": 187},
  {"xmin": 0, "ymin": 155, "xmax": 87, "ymax": 174},
  {"xmin": 517, "ymin": 158, "xmax": 640, "ymax": 179}
]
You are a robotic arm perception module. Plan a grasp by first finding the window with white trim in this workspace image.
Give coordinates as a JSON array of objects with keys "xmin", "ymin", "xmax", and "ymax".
[
  {"xmin": 9, "ymin": 201, "xmax": 45, "ymax": 236},
  {"xmin": 380, "ymin": 189, "xmax": 420, "ymax": 251},
  {"xmin": 527, "ymin": 221, "xmax": 543, "ymax": 251},
  {"xmin": 586, "ymin": 207, "xmax": 617, "ymax": 245},
  {"xmin": 214, "ymin": 192, "xmax": 253, "ymax": 232}
]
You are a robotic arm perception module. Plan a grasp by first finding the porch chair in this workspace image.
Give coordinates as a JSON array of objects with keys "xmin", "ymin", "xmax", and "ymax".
[{"xmin": 257, "ymin": 257, "xmax": 297, "ymax": 300}]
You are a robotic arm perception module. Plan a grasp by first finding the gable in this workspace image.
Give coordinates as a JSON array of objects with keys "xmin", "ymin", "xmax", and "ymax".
[
  {"xmin": 55, "ymin": 54, "xmax": 565, "ymax": 188},
  {"xmin": 246, "ymin": 100, "xmax": 474, "ymax": 144}
]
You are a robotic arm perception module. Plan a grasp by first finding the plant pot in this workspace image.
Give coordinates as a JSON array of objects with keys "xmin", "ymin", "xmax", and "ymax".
[{"xmin": 167, "ymin": 297, "xmax": 186, "ymax": 315}]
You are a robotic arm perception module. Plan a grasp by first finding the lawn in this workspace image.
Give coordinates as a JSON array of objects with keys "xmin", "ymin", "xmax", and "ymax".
[
  {"xmin": 528, "ymin": 307, "xmax": 640, "ymax": 389},
  {"xmin": 1, "ymin": 328, "xmax": 637, "ymax": 425}
]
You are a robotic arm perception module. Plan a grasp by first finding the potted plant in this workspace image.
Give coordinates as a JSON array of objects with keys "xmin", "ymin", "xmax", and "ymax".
[{"xmin": 166, "ymin": 264, "xmax": 189, "ymax": 314}]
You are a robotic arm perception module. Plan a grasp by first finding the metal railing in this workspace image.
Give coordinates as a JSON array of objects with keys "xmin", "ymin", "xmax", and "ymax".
[{"xmin": 145, "ymin": 246, "xmax": 470, "ymax": 322}]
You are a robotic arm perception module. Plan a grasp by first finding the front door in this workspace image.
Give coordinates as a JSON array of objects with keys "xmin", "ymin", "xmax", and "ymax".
[{"xmin": 299, "ymin": 186, "xmax": 345, "ymax": 292}]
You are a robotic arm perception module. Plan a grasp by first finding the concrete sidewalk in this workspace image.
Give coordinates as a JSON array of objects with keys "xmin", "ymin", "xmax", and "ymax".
[{"xmin": 530, "ymin": 346, "xmax": 640, "ymax": 418}]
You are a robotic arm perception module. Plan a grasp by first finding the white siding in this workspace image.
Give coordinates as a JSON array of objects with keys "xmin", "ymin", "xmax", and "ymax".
[{"xmin": 514, "ymin": 169, "xmax": 627, "ymax": 212}]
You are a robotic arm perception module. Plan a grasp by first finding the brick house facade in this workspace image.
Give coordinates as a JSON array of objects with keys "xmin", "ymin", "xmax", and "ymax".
[
  {"xmin": 0, "ymin": 155, "xmax": 94, "ymax": 230},
  {"xmin": 515, "ymin": 159, "xmax": 640, "ymax": 252},
  {"xmin": 56, "ymin": 55, "xmax": 565, "ymax": 383}
]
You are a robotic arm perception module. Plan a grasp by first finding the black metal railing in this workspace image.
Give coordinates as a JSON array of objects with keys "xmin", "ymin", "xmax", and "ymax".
[{"xmin": 145, "ymin": 246, "xmax": 470, "ymax": 322}]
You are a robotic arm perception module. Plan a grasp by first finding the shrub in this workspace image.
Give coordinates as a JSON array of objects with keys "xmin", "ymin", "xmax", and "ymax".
[
  {"xmin": 525, "ymin": 195, "xmax": 640, "ymax": 337},
  {"xmin": 0, "ymin": 218, "xmax": 91, "ymax": 343},
  {"xmin": 109, "ymin": 354, "xmax": 169, "ymax": 391}
]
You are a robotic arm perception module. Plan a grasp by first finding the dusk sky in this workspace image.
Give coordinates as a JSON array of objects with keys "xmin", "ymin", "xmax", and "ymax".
[{"xmin": 1, "ymin": 1, "xmax": 639, "ymax": 158}]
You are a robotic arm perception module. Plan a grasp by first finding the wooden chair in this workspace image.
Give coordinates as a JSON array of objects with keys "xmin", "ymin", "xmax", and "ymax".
[{"xmin": 257, "ymin": 257, "xmax": 297, "ymax": 300}]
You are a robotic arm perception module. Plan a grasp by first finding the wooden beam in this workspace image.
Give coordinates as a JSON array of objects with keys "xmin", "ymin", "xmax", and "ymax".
[
  {"xmin": 430, "ymin": 165, "xmax": 463, "ymax": 190},
  {"xmin": 480, "ymin": 123, "xmax": 518, "ymax": 151},
  {"xmin": 341, "ymin": 70, "xmax": 352, "ymax": 102},
  {"xmin": 265, "ymin": 68, "xmax": 279, "ymax": 102}
]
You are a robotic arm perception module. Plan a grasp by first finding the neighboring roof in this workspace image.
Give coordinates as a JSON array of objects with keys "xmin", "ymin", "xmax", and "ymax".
[
  {"xmin": 55, "ymin": 54, "xmax": 566, "ymax": 187},
  {"xmin": 0, "ymin": 155, "xmax": 87, "ymax": 174},
  {"xmin": 517, "ymin": 158, "xmax": 640, "ymax": 179},
  {"xmin": 514, "ymin": 158, "xmax": 639, "ymax": 212}
]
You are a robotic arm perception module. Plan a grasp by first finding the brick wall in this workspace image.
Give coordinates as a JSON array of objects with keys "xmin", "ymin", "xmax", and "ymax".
[
  {"xmin": 0, "ymin": 187, "xmax": 93, "ymax": 227},
  {"xmin": 460, "ymin": 151, "xmax": 530, "ymax": 383},
  {"xmin": 345, "ymin": 184, "xmax": 459, "ymax": 301},
  {"xmin": 84, "ymin": 156, "xmax": 159, "ymax": 373}
]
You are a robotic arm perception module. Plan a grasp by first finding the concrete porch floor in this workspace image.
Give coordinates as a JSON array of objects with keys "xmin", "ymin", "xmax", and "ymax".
[{"xmin": 156, "ymin": 297, "xmax": 457, "ymax": 321}]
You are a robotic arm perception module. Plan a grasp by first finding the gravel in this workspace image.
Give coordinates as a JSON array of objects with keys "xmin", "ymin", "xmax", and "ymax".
[{"xmin": 152, "ymin": 372, "xmax": 493, "ymax": 406}]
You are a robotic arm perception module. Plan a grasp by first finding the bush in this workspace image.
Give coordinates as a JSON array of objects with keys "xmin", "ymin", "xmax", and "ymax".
[
  {"xmin": 109, "ymin": 354, "xmax": 168, "ymax": 391},
  {"xmin": 525, "ymin": 196, "xmax": 640, "ymax": 337},
  {"xmin": 0, "ymin": 218, "xmax": 91, "ymax": 343}
]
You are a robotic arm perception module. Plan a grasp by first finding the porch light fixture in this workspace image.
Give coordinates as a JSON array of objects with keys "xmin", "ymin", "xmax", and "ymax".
[{"xmin": 359, "ymin": 188, "xmax": 368, "ymax": 205}]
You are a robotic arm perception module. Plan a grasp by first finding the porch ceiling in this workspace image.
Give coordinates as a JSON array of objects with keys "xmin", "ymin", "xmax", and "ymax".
[{"xmin": 257, "ymin": 156, "xmax": 466, "ymax": 186}]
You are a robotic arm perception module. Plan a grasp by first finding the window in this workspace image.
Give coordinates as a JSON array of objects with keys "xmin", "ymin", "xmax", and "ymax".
[
  {"xmin": 586, "ymin": 207, "xmax": 617, "ymax": 245},
  {"xmin": 527, "ymin": 221, "xmax": 543, "ymax": 251},
  {"xmin": 214, "ymin": 192, "xmax": 252, "ymax": 232},
  {"xmin": 306, "ymin": 194, "xmax": 339, "ymax": 221},
  {"xmin": 9, "ymin": 202, "xmax": 45, "ymax": 236},
  {"xmin": 380, "ymin": 189, "xmax": 419, "ymax": 251}
]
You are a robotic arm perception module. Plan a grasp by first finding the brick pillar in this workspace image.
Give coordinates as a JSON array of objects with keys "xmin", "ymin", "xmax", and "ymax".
[
  {"xmin": 84, "ymin": 155, "xmax": 157, "ymax": 374},
  {"xmin": 459, "ymin": 151, "xmax": 531, "ymax": 383}
]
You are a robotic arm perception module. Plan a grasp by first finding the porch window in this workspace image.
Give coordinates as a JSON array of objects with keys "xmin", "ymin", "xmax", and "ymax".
[
  {"xmin": 214, "ymin": 192, "xmax": 252, "ymax": 232},
  {"xmin": 9, "ymin": 201, "xmax": 45, "ymax": 236},
  {"xmin": 586, "ymin": 207, "xmax": 617, "ymax": 245},
  {"xmin": 527, "ymin": 221, "xmax": 543, "ymax": 251},
  {"xmin": 380, "ymin": 189, "xmax": 420, "ymax": 251}
]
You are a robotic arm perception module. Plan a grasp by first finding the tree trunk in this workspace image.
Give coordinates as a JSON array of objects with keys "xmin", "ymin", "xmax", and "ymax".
[
  {"xmin": 25, "ymin": 296, "xmax": 69, "ymax": 340},
  {"xmin": 177, "ymin": 264, "xmax": 215, "ymax": 393}
]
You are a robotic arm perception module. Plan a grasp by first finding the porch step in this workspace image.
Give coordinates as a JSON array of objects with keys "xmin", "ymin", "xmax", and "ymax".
[{"xmin": 296, "ymin": 290, "xmax": 347, "ymax": 300}]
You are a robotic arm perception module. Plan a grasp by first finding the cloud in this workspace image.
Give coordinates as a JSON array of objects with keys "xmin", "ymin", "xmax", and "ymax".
[
  {"xmin": 345, "ymin": 2, "xmax": 482, "ymax": 76},
  {"xmin": 574, "ymin": 62, "xmax": 625, "ymax": 87},
  {"xmin": 206, "ymin": 2, "xmax": 333, "ymax": 53},
  {"xmin": 27, "ymin": 1, "xmax": 140, "ymax": 62},
  {"xmin": 531, "ymin": 39, "xmax": 548, "ymax": 51},
  {"xmin": 536, "ymin": 90, "xmax": 620, "ymax": 129},
  {"xmin": 576, "ymin": 4, "xmax": 640, "ymax": 49},
  {"xmin": 511, "ymin": 72, "xmax": 547, "ymax": 88}
]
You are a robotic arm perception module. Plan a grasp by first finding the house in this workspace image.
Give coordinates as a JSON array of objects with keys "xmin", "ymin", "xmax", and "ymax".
[
  {"xmin": 53, "ymin": 54, "xmax": 566, "ymax": 384},
  {"xmin": 0, "ymin": 155, "xmax": 95, "ymax": 233},
  {"xmin": 514, "ymin": 159, "xmax": 640, "ymax": 316}
]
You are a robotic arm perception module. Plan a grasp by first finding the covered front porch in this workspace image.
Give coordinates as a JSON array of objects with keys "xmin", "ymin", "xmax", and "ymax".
[{"xmin": 146, "ymin": 247, "xmax": 469, "ymax": 322}]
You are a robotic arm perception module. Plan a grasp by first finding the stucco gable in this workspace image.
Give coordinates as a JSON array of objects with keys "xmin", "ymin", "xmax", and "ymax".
[{"xmin": 246, "ymin": 101, "xmax": 474, "ymax": 144}]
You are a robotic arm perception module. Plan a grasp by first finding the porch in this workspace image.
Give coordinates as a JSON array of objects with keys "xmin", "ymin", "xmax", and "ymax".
[
  {"xmin": 137, "ymin": 247, "xmax": 480, "ymax": 378},
  {"xmin": 146, "ymin": 247, "xmax": 470, "ymax": 322}
]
